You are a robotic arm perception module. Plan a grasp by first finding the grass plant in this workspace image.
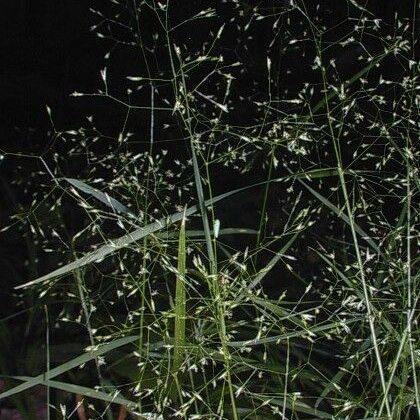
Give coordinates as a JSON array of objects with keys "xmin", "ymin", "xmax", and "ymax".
[{"xmin": 0, "ymin": 1, "xmax": 418, "ymax": 418}]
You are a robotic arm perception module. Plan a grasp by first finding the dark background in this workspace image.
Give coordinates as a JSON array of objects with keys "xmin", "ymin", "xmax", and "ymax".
[{"xmin": 0, "ymin": 0, "xmax": 416, "ymax": 152}]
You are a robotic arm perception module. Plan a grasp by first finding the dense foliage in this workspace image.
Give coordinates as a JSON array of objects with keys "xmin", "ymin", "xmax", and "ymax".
[{"xmin": 0, "ymin": 1, "xmax": 418, "ymax": 419}]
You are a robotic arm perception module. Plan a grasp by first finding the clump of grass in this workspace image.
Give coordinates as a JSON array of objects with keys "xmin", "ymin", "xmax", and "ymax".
[{"xmin": 0, "ymin": 1, "xmax": 418, "ymax": 419}]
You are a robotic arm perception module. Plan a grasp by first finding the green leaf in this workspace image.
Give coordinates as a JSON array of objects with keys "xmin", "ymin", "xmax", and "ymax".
[
  {"xmin": 173, "ymin": 209, "xmax": 187, "ymax": 374},
  {"xmin": 9, "ymin": 377, "xmax": 137, "ymax": 411},
  {"xmin": 65, "ymin": 178, "xmax": 132, "ymax": 215},
  {"xmin": 0, "ymin": 335, "xmax": 137, "ymax": 400},
  {"xmin": 237, "ymin": 232, "xmax": 299, "ymax": 300},
  {"xmin": 16, "ymin": 172, "xmax": 332, "ymax": 290},
  {"xmin": 228, "ymin": 317, "xmax": 362, "ymax": 347},
  {"xmin": 294, "ymin": 175, "xmax": 380, "ymax": 254},
  {"xmin": 156, "ymin": 227, "xmax": 258, "ymax": 240},
  {"xmin": 310, "ymin": 51, "xmax": 389, "ymax": 116}
]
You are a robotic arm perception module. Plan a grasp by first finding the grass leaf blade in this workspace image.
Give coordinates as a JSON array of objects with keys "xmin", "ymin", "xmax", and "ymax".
[
  {"xmin": 66, "ymin": 178, "xmax": 132, "ymax": 215},
  {"xmin": 0, "ymin": 335, "xmax": 137, "ymax": 400}
]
